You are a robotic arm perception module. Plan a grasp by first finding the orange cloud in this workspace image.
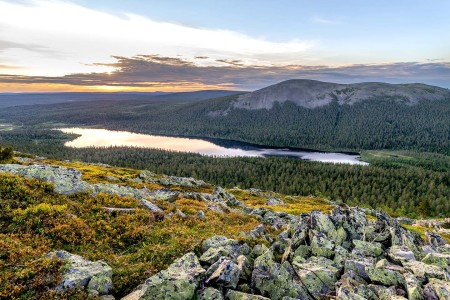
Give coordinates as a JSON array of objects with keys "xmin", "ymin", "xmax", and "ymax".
[{"xmin": 0, "ymin": 82, "xmax": 235, "ymax": 93}]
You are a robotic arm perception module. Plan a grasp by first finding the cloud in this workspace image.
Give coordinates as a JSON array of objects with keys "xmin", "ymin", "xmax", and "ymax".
[
  {"xmin": 0, "ymin": 55, "xmax": 449, "ymax": 91},
  {"xmin": 311, "ymin": 16, "xmax": 342, "ymax": 25},
  {"xmin": 0, "ymin": 0, "xmax": 314, "ymax": 77}
]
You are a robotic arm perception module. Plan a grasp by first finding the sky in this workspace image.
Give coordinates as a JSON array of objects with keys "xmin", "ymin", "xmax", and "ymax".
[{"xmin": 0, "ymin": 0, "xmax": 449, "ymax": 92}]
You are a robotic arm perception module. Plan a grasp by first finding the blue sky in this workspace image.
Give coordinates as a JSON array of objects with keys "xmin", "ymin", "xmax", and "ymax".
[{"xmin": 0, "ymin": 0, "xmax": 449, "ymax": 91}]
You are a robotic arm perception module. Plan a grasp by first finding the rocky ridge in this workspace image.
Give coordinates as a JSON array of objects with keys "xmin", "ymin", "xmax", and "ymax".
[
  {"xmin": 1, "ymin": 162, "xmax": 450, "ymax": 299},
  {"xmin": 228, "ymin": 79, "xmax": 450, "ymax": 111}
]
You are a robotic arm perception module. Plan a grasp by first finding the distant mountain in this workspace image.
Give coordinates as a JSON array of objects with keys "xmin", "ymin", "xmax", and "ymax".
[
  {"xmin": 0, "ymin": 90, "xmax": 243, "ymax": 108},
  {"xmin": 0, "ymin": 80, "xmax": 449, "ymax": 153},
  {"xmin": 230, "ymin": 79, "xmax": 450, "ymax": 110}
]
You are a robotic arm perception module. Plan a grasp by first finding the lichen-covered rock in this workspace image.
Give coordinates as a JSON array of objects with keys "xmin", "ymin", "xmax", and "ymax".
[
  {"xmin": 336, "ymin": 287, "xmax": 366, "ymax": 300},
  {"xmin": 344, "ymin": 258, "xmax": 374, "ymax": 281},
  {"xmin": 46, "ymin": 250, "xmax": 112, "ymax": 295},
  {"xmin": 365, "ymin": 266, "xmax": 405, "ymax": 287},
  {"xmin": 206, "ymin": 258, "xmax": 240, "ymax": 288},
  {"xmin": 425, "ymin": 230, "xmax": 448, "ymax": 248},
  {"xmin": 200, "ymin": 236, "xmax": 250, "ymax": 265},
  {"xmin": 426, "ymin": 278, "xmax": 450, "ymax": 299},
  {"xmin": 147, "ymin": 188, "xmax": 179, "ymax": 202},
  {"xmin": 138, "ymin": 252, "xmax": 205, "ymax": 300},
  {"xmin": 197, "ymin": 287, "xmax": 224, "ymax": 300},
  {"xmin": 310, "ymin": 232, "xmax": 335, "ymax": 258},
  {"xmin": 422, "ymin": 252, "xmax": 450, "ymax": 267},
  {"xmin": 225, "ymin": 290, "xmax": 270, "ymax": 300},
  {"xmin": 138, "ymin": 170, "xmax": 208, "ymax": 188},
  {"xmin": 202, "ymin": 187, "xmax": 245, "ymax": 207},
  {"xmin": 352, "ymin": 240, "xmax": 383, "ymax": 257},
  {"xmin": 292, "ymin": 256, "xmax": 339, "ymax": 299},
  {"xmin": 0, "ymin": 164, "xmax": 92, "ymax": 194},
  {"xmin": 139, "ymin": 199, "xmax": 163, "ymax": 213},
  {"xmin": 388, "ymin": 245, "xmax": 416, "ymax": 264},
  {"xmin": 237, "ymin": 255, "xmax": 252, "ymax": 281},
  {"xmin": 251, "ymin": 250, "xmax": 312, "ymax": 299},
  {"xmin": 404, "ymin": 273, "xmax": 424, "ymax": 300},
  {"xmin": 265, "ymin": 197, "xmax": 285, "ymax": 206},
  {"xmin": 403, "ymin": 260, "xmax": 449, "ymax": 282}
]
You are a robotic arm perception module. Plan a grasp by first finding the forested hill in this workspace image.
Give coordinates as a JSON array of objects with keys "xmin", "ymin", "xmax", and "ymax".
[{"xmin": 0, "ymin": 80, "xmax": 449, "ymax": 153}]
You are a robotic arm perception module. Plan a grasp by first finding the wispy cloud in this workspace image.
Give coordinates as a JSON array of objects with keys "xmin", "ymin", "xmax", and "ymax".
[
  {"xmin": 0, "ymin": 0, "xmax": 314, "ymax": 77},
  {"xmin": 0, "ymin": 55, "xmax": 449, "ymax": 91},
  {"xmin": 311, "ymin": 16, "xmax": 342, "ymax": 25}
]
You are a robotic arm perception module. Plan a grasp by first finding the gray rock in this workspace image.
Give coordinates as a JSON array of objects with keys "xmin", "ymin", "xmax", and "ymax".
[
  {"xmin": 310, "ymin": 232, "xmax": 335, "ymax": 258},
  {"xmin": 147, "ymin": 188, "xmax": 179, "ymax": 202},
  {"xmin": 139, "ymin": 170, "xmax": 208, "ymax": 188},
  {"xmin": 138, "ymin": 252, "xmax": 205, "ymax": 300},
  {"xmin": 139, "ymin": 199, "xmax": 164, "ymax": 213},
  {"xmin": 197, "ymin": 287, "xmax": 224, "ymax": 300},
  {"xmin": 46, "ymin": 250, "xmax": 113, "ymax": 295},
  {"xmin": 388, "ymin": 245, "xmax": 416, "ymax": 264},
  {"xmin": 425, "ymin": 230, "xmax": 448, "ymax": 248},
  {"xmin": 426, "ymin": 278, "xmax": 450, "ymax": 299},
  {"xmin": 365, "ymin": 266, "xmax": 405, "ymax": 287},
  {"xmin": 404, "ymin": 273, "xmax": 424, "ymax": 300},
  {"xmin": 225, "ymin": 290, "xmax": 270, "ymax": 300},
  {"xmin": 265, "ymin": 197, "xmax": 285, "ymax": 206},
  {"xmin": 352, "ymin": 240, "xmax": 383, "ymax": 257},
  {"xmin": 102, "ymin": 207, "xmax": 136, "ymax": 214},
  {"xmin": 196, "ymin": 210, "xmax": 206, "ymax": 219},
  {"xmin": 403, "ymin": 260, "xmax": 450, "ymax": 282},
  {"xmin": 200, "ymin": 236, "xmax": 250, "ymax": 265},
  {"xmin": 422, "ymin": 252, "xmax": 450, "ymax": 267},
  {"xmin": 0, "ymin": 164, "xmax": 92, "ymax": 195},
  {"xmin": 292, "ymin": 256, "xmax": 339, "ymax": 299},
  {"xmin": 206, "ymin": 258, "xmax": 240, "ymax": 288},
  {"xmin": 251, "ymin": 250, "xmax": 312, "ymax": 299}
]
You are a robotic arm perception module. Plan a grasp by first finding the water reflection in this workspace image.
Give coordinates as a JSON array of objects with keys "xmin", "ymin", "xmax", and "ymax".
[{"xmin": 58, "ymin": 128, "xmax": 368, "ymax": 165}]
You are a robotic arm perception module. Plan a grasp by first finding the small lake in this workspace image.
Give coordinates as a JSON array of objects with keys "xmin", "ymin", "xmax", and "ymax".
[{"xmin": 58, "ymin": 128, "xmax": 369, "ymax": 165}]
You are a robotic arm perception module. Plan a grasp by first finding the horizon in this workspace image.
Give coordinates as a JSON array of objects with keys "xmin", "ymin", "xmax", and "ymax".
[{"xmin": 0, "ymin": 0, "xmax": 449, "ymax": 92}]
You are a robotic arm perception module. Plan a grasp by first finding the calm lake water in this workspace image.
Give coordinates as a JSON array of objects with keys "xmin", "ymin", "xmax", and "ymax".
[{"xmin": 59, "ymin": 128, "xmax": 369, "ymax": 165}]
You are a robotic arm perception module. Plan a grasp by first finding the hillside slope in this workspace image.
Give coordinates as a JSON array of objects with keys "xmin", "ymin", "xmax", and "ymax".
[{"xmin": 1, "ymin": 155, "xmax": 450, "ymax": 299}]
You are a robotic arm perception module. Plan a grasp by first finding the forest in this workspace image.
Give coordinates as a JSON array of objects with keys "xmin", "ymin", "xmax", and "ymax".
[
  {"xmin": 1, "ymin": 127, "xmax": 449, "ymax": 218},
  {"xmin": 0, "ymin": 95, "xmax": 449, "ymax": 153}
]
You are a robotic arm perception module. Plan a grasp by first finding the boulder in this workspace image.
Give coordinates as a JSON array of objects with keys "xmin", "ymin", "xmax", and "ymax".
[
  {"xmin": 251, "ymin": 250, "xmax": 312, "ymax": 299},
  {"xmin": 425, "ymin": 230, "xmax": 448, "ymax": 248},
  {"xmin": 292, "ymin": 256, "xmax": 339, "ymax": 299},
  {"xmin": 139, "ymin": 199, "xmax": 163, "ymax": 213},
  {"xmin": 403, "ymin": 273, "xmax": 424, "ymax": 300},
  {"xmin": 197, "ymin": 287, "xmax": 224, "ymax": 300},
  {"xmin": 336, "ymin": 287, "xmax": 366, "ymax": 300},
  {"xmin": 426, "ymin": 278, "xmax": 450, "ymax": 299},
  {"xmin": 310, "ymin": 232, "xmax": 335, "ymax": 258},
  {"xmin": 344, "ymin": 258, "xmax": 374, "ymax": 281},
  {"xmin": 421, "ymin": 252, "xmax": 450, "ymax": 268},
  {"xmin": 365, "ymin": 266, "xmax": 405, "ymax": 287},
  {"xmin": 352, "ymin": 240, "xmax": 383, "ymax": 257},
  {"xmin": 138, "ymin": 252, "xmax": 205, "ymax": 300},
  {"xmin": 0, "ymin": 164, "xmax": 92, "ymax": 195},
  {"xmin": 403, "ymin": 260, "xmax": 449, "ymax": 282},
  {"xmin": 147, "ymin": 188, "xmax": 179, "ymax": 202},
  {"xmin": 225, "ymin": 290, "xmax": 270, "ymax": 300},
  {"xmin": 206, "ymin": 258, "xmax": 240, "ymax": 288},
  {"xmin": 46, "ymin": 250, "xmax": 112, "ymax": 296},
  {"xmin": 388, "ymin": 245, "xmax": 416, "ymax": 264},
  {"xmin": 236, "ymin": 255, "xmax": 252, "ymax": 281},
  {"xmin": 265, "ymin": 197, "xmax": 285, "ymax": 206}
]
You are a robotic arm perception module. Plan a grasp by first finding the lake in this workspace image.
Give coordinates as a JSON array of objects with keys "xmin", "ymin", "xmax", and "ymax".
[{"xmin": 58, "ymin": 128, "xmax": 369, "ymax": 165}]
